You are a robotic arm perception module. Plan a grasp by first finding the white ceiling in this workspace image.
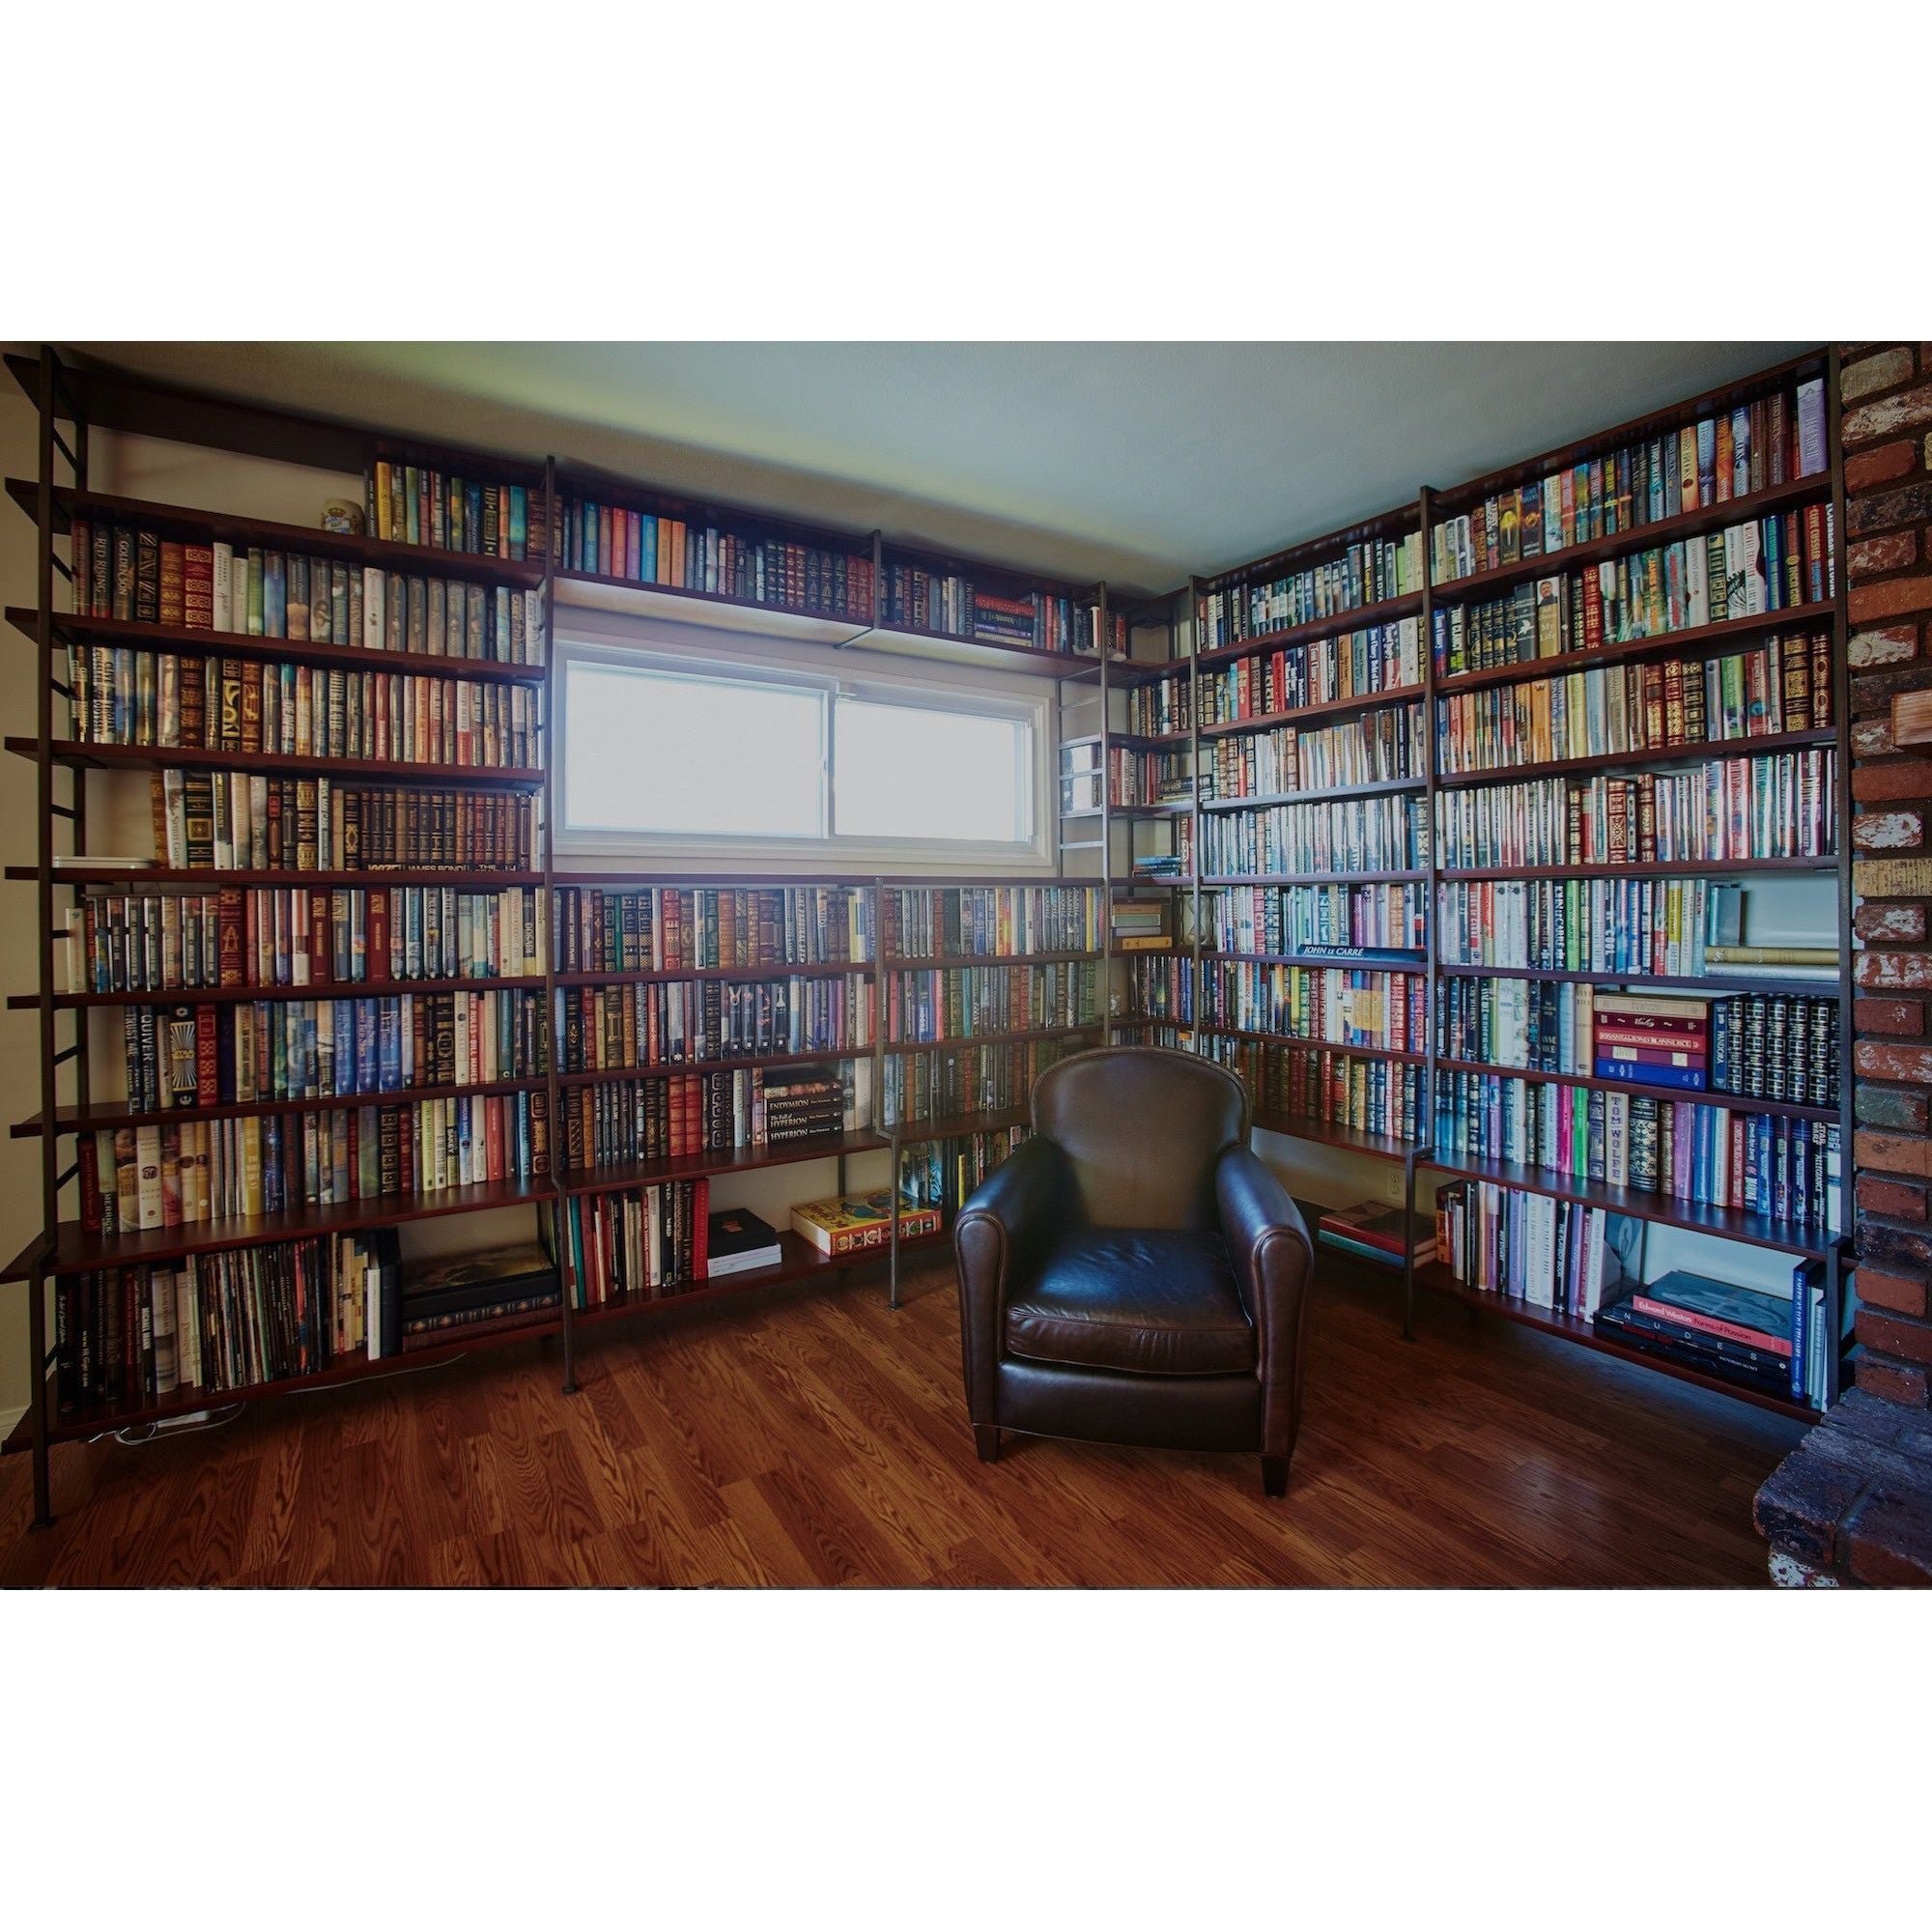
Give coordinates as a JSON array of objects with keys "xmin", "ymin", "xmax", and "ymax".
[{"xmin": 72, "ymin": 341, "xmax": 1808, "ymax": 595}]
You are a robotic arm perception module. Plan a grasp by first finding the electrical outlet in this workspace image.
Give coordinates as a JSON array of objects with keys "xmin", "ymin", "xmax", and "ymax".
[{"xmin": 1382, "ymin": 1167, "xmax": 1406, "ymax": 1204}]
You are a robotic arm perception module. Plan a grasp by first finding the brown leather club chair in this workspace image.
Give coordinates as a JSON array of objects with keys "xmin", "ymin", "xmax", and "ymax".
[{"xmin": 952, "ymin": 1045, "xmax": 1315, "ymax": 1496}]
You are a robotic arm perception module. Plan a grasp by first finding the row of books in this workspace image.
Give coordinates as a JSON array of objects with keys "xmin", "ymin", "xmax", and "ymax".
[
  {"xmin": 1434, "ymin": 1184, "xmax": 1625, "ymax": 1318},
  {"xmin": 1125, "ymin": 955, "xmax": 1193, "ymax": 1024},
  {"xmin": 897, "ymin": 1126, "xmax": 1031, "ymax": 1221},
  {"xmin": 1197, "ymin": 531, "xmax": 1424, "ymax": 649},
  {"xmin": 1200, "ymin": 1035, "xmax": 1424, "ymax": 1144},
  {"xmin": 878, "ymin": 1037, "xmax": 1082, "ymax": 1130},
  {"xmin": 1199, "ymin": 962, "xmax": 1427, "ymax": 1053},
  {"xmin": 77, "ymin": 652, "xmax": 541, "ymax": 769},
  {"xmin": 77, "ymin": 1091, "xmax": 552, "ymax": 1235},
  {"xmin": 116, "ymin": 989, "xmax": 546, "ymax": 1115},
  {"xmin": 148, "ymin": 772, "xmax": 540, "ymax": 872},
  {"xmin": 1200, "ymin": 705, "xmax": 1426, "ymax": 803},
  {"xmin": 1098, "ymin": 749, "xmax": 1194, "ymax": 809},
  {"xmin": 880, "ymin": 566, "xmax": 1121, "ymax": 657},
  {"xmin": 1594, "ymin": 1264, "xmax": 1830, "ymax": 1406},
  {"xmin": 1435, "ymin": 979, "xmax": 1839, "ymax": 1106},
  {"xmin": 1195, "ymin": 618, "xmax": 1424, "ymax": 725},
  {"xmin": 1428, "ymin": 376, "xmax": 1827, "ymax": 586},
  {"xmin": 1316, "ymin": 1202, "xmax": 1436, "ymax": 1271},
  {"xmin": 54, "ymin": 1235, "xmax": 369, "ymax": 1411},
  {"xmin": 1197, "ymin": 793, "xmax": 1428, "ymax": 879},
  {"xmin": 368, "ymin": 463, "xmax": 541, "ymax": 559},
  {"xmin": 557, "ymin": 496, "xmax": 871, "ymax": 620},
  {"xmin": 877, "ymin": 886, "xmax": 1104, "ymax": 961},
  {"xmin": 558, "ymin": 1063, "xmax": 867, "ymax": 1172},
  {"xmin": 385, "ymin": 1240, "xmax": 561, "ymax": 1354},
  {"xmin": 70, "ymin": 523, "xmax": 546, "ymax": 661},
  {"xmin": 69, "ymin": 884, "xmax": 548, "ymax": 996},
  {"xmin": 1433, "ymin": 1076, "xmax": 1841, "ymax": 1228},
  {"xmin": 882, "ymin": 964, "xmax": 1099, "ymax": 1043},
  {"xmin": 1433, "ymin": 632, "xmax": 1832, "ymax": 778},
  {"xmin": 1122, "ymin": 672, "xmax": 1192, "ymax": 738},
  {"xmin": 552, "ymin": 884, "xmax": 872, "ymax": 975},
  {"xmin": 557, "ymin": 977, "xmax": 873, "ymax": 1075},
  {"xmin": 548, "ymin": 1182, "xmax": 711, "ymax": 1306},
  {"xmin": 1435, "ymin": 750, "xmax": 1837, "ymax": 870},
  {"xmin": 1202, "ymin": 882, "xmax": 1427, "ymax": 958},
  {"xmin": 1432, "ymin": 506, "xmax": 1833, "ymax": 677}
]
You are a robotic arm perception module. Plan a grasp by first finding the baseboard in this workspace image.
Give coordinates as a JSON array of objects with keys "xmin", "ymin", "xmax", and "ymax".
[{"xmin": 0, "ymin": 1404, "xmax": 23, "ymax": 1441}]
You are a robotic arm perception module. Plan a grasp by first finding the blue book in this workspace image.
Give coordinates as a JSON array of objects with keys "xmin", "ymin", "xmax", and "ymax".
[
  {"xmin": 1594, "ymin": 1058, "xmax": 1708, "ymax": 1092},
  {"xmin": 509, "ymin": 486, "xmax": 527, "ymax": 560}
]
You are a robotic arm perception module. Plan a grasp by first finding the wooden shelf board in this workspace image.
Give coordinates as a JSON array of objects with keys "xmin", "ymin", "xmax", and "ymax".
[
  {"xmin": 1427, "ymin": 472, "xmax": 1831, "ymax": 608},
  {"xmin": 1436, "ymin": 857, "xmax": 1836, "ymax": 882},
  {"xmin": 1415, "ymin": 1149, "xmax": 1843, "ymax": 1258},
  {"xmin": 1199, "ymin": 871, "xmax": 1426, "ymax": 887},
  {"xmin": 1250, "ymin": 1112, "xmax": 1417, "ymax": 1163},
  {"xmin": 1435, "ymin": 726, "xmax": 1835, "ymax": 791},
  {"xmin": 891, "ymin": 1106, "xmax": 1030, "ymax": 1142},
  {"xmin": 13, "ymin": 973, "xmax": 543, "ymax": 1010},
  {"xmin": 21, "ymin": 865, "xmax": 543, "ymax": 890},
  {"xmin": 886, "ymin": 1022, "xmax": 1103, "ymax": 1053},
  {"xmin": 553, "ymin": 960, "xmax": 869, "ymax": 988},
  {"xmin": 1197, "ymin": 682, "xmax": 1426, "ymax": 738},
  {"xmin": 0, "ymin": 1173, "xmax": 555, "ymax": 1282},
  {"xmin": 14, "ymin": 1075, "xmax": 548, "ymax": 1140},
  {"xmin": 881, "ymin": 951, "xmax": 1101, "ymax": 971},
  {"xmin": 553, "ymin": 569, "xmax": 872, "ymax": 645},
  {"xmin": 5, "ymin": 606, "xmax": 546, "ymax": 683},
  {"xmin": 1435, "ymin": 962, "xmax": 1840, "ymax": 996},
  {"xmin": 1202, "ymin": 949, "xmax": 1427, "ymax": 973},
  {"xmin": 5, "ymin": 480, "xmax": 546, "ymax": 588},
  {"xmin": 1194, "ymin": 589, "xmax": 1424, "ymax": 668},
  {"xmin": 559, "ymin": 1130, "xmax": 887, "ymax": 1193},
  {"xmin": 11, "ymin": 737, "xmax": 544, "ymax": 791},
  {"xmin": 1192, "ymin": 1024, "xmax": 1425, "ymax": 1063},
  {"xmin": 1200, "ymin": 774, "xmax": 1426, "ymax": 811},
  {"xmin": 556, "ymin": 1048, "xmax": 866, "ymax": 1086},
  {"xmin": 1433, "ymin": 1055, "xmax": 1836, "ymax": 1123},
  {"xmin": 1409, "ymin": 1262, "xmax": 1819, "ymax": 1424},
  {"xmin": 1434, "ymin": 600, "xmax": 1837, "ymax": 695}
]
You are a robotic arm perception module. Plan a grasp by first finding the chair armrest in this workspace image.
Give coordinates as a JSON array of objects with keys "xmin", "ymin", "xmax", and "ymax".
[
  {"xmin": 1214, "ymin": 1146, "xmax": 1315, "ymax": 1461},
  {"xmin": 952, "ymin": 1134, "xmax": 1069, "ymax": 1425}
]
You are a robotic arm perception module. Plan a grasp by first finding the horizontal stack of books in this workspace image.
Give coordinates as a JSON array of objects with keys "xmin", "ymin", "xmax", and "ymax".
[
  {"xmin": 1110, "ymin": 895, "xmax": 1171, "ymax": 952},
  {"xmin": 396, "ymin": 1240, "xmax": 560, "ymax": 1354},
  {"xmin": 1594, "ymin": 994, "xmax": 1708, "ymax": 1093},
  {"xmin": 1595, "ymin": 1264, "xmax": 1827, "ymax": 1406},
  {"xmin": 1316, "ymin": 1202, "xmax": 1435, "ymax": 1271}
]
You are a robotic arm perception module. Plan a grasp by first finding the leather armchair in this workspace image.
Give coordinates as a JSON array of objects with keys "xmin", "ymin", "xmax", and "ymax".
[{"xmin": 952, "ymin": 1045, "xmax": 1314, "ymax": 1496}]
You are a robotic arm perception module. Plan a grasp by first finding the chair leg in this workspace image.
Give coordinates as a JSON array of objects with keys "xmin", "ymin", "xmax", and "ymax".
[
  {"xmin": 1261, "ymin": 1455, "xmax": 1290, "ymax": 1498},
  {"xmin": 974, "ymin": 1424, "xmax": 1001, "ymax": 1464}
]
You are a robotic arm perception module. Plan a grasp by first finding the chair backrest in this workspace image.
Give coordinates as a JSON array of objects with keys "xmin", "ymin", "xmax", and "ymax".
[{"xmin": 1033, "ymin": 1046, "xmax": 1250, "ymax": 1231}]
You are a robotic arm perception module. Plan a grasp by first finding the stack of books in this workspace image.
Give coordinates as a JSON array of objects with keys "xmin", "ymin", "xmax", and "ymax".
[
  {"xmin": 1594, "ymin": 994, "xmax": 1708, "ymax": 1093},
  {"xmin": 397, "ymin": 1241, "xmax": 560, "ymax": 1354},
  {"xmin": 1595, "ymin": 1264, "xmax": 1827, "ymax": 1406},
  {"xmin": 704, "ymin": 1208, "xmax": 784, "ymax": 1279},
  {"xmin": 1316, "ymin": 1201, "xmax": 1436, "ymax": 1272},
  {"xmin": 1111, "ymin": 895, "xmax": 1172, "ymax": 952}
]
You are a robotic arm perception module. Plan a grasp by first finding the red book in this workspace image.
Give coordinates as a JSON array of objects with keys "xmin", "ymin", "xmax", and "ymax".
[
  {"xmin": 217, "ymin": 890, "xmax": 244, "ymax": 988},
  {"xmin": 1595, "ymin": 1026, "xmax": 1706, "ymax": 1052},
  {"xmin": 195, "ymin": 1005, "xmax": 217, "ymax": 1105}
]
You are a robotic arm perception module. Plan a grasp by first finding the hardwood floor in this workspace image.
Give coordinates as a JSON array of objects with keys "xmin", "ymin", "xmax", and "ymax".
[{"xmin": 0, "ymin": 1254, "xmax": 1803, "ymax": 1586}]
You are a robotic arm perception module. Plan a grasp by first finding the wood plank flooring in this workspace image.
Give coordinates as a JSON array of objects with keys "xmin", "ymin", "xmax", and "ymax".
[{"xmin": 0, "ymin": 1254, "xmax": 1803, "ymax": 1586}]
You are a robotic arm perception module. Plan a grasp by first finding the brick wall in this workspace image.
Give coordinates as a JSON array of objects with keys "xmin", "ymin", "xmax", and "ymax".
[{"xmin": 1845, "ymin": 341, "xmax": 1932, "ymax": 1409}]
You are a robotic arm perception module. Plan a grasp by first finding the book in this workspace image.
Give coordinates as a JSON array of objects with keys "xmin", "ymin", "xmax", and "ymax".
[
  {"xmin": 792, "ymin": 1188, "xmax": 942, "ymax": 1257},
  {"xmin": 1317, "ymin": 1202, "xmax": 1436, "ymax": 1266},
  {"xmin": 704, "ymin": 1208, "xmax": 783, "ymax": 1278}
]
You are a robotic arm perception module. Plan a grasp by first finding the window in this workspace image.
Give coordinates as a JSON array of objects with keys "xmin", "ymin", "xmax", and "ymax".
[{"xmin": 557, "ymin": 640, "xmax": 1046, "ymax": 865}]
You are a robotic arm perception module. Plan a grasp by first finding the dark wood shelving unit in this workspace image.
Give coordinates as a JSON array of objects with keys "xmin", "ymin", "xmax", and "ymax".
[
  {"xmin": 7, "ymin": 604, "xmax": 546, "ymax": 683},
  {"xmin": 558, "ymin": 1129, "xmax": 890, "ymax": 1195},
  {"xmin": 1193, "ymin": 587, "xmax": 1424, "ymax": 668},
  {"xmin": 1434, "ymin": 725, "xmax": 1835, "ymax": 791},
  {"xmin": 1196, "ymin": 680, "xmax": 1426, "ymax": 736},
  {"xmin": 1432, "ymin": 1055, "xmax": 1837, "ymax": 1123},
  {"xmin": 1199, "ymin": 774, "xmax": 1425, "ymax": 811},
  {"xmin": 1435, "ymin": 960, "xmax": 1838, "ymax": 997},
  {"xmin": 554, "ymin": 958, "xmax": 869, "ymax": 988},
  {"xmin": 1433, "ymin": 599, "xmax": 1837, "ymax": 695},
  {"xmin": 16, "ymin": 864, "xmax": 545, "ymax": 888},
  {"xmin": 10, "ymin": 972, "xmax": 544, "ymax": 1010},
  {"xmin": 10, "ymin": 737, "xmax": 544, "ymax": 790}
]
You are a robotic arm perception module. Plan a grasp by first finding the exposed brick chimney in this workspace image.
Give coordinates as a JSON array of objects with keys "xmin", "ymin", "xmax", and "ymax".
[{"xmin": 1757, "ymin": 342, "xmax": 1932, "ymax": 1585}]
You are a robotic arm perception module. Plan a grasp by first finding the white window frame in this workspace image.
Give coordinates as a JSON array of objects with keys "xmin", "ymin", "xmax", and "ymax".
[{"xmin": 553, "ymin": 613, "xmax": 1057, "ymax": 874}]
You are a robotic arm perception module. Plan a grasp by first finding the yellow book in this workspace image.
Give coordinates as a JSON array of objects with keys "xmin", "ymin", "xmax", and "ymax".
[{"xmin": 792, "ymin": 1189, "xmax": 941, "ymax": 1258}]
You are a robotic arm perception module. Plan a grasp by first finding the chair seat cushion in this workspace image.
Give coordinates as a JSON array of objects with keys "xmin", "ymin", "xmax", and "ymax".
[{"xmin": 1005, "ymin": 1229, "xmax": 1256, "ymax": 1378}]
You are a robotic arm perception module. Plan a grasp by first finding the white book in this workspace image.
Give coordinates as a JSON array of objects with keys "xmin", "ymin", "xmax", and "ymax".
[
  {"xmin": 134, "ymin": 1123, "xmax": 165, "ymax": 1231},
  {"xmin": 1740, "ymin": 522, "xmax": 1766, "ymax": 616},
  {"xmin": 1685, "ymin": 538, "xmax": 1708, "ymax": 628},
  {"xmin": 212, "ymin": 542, "xmax": 234, "ymax": 632},
  {"xmin": 1797, "ymin": 378, "xmax": 1827, "ymax": 478},
  {"xmin": 362, "ymin": 567, "xmax": 385, "ymax": 652}
]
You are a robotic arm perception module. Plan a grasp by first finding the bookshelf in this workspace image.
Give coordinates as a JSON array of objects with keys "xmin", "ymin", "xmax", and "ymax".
[
  {"xmin": 1, "ymin": 350, "xmax": 1121, "ymax": 1522},
  {"xmin": 2, "ymin": 341, "xmax": 1858, "ymax": 1524}
]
